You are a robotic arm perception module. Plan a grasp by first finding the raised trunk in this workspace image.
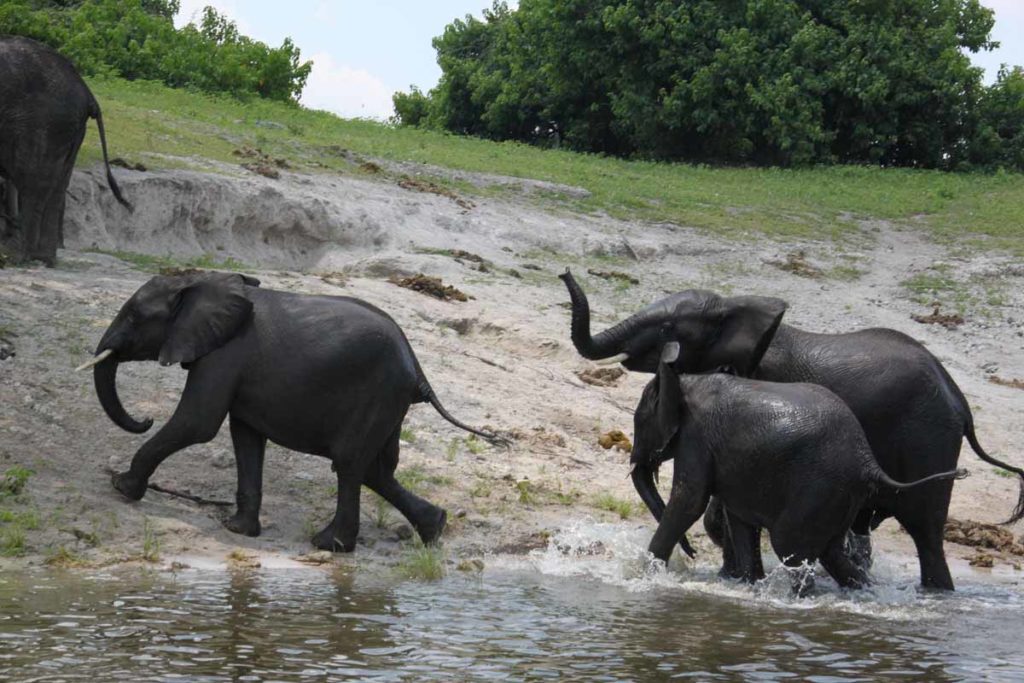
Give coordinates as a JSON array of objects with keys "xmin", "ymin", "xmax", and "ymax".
[
  {"xmin": 93, "ymin": 356, "xmax": 153, "ymax": 433},
  {"xmin": 560, "ymin": 270, "xmax": 635, "ymax": 359}
]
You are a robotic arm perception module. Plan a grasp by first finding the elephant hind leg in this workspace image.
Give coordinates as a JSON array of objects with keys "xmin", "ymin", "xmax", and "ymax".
[
  {"xmin": 900, "ymin": 511, "xmax": 954, "ymax": 590},
  {"xmin": 820, "ymin": 534, "xmax": 870, "ymax": 590},
  {"xmin": 363, "ymin": 425, "xmax": 447, "ymax": 544},
  {"xmin": 313, "ymin": 456, "xmax": 367, "ymax": 553}
]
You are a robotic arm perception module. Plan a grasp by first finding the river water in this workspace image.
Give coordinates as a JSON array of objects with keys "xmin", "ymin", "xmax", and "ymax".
[{"xmin": 0, "ymin": 521, "xmax": 1021, "ymax": 681}]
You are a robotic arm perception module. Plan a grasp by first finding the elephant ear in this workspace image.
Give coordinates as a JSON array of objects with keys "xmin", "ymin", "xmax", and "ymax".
[
  {"xmin": 158, "ymin": 273, "xmax": 254, "ymax": 366},
  {"xmin": 654, "ymin": 343, "xmax": 684, "ymax": 451},
  {"xmin": 705, "ymin": 295, "xmax": 787, "ymax": 376}
]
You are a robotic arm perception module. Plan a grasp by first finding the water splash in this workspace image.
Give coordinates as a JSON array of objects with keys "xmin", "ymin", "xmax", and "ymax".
[{"xmin": 491, "ymin": 517, "xmax": 1024, "ymax": 621}]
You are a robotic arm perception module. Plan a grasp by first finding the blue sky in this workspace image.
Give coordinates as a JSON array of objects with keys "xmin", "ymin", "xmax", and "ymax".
[{"xmin": 176, "ymin": 0, "xmax": 1024, "ymax": 120}]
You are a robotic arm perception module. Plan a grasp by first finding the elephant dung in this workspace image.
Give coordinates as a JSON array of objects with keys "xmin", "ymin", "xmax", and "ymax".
[
  {"xmin": 577, "ymin": 367, "xmax": 625, "ymax": 387},
  {"xmin": 598, "ymin": 429, "xmax": 632, "ymax": 453},
  {"xmin": 389, "ymin": 273, "xmax": 470, "ymax": 302},
  {"xmin": 944, "ymin": 517, "xmax": 1024, "ymax": 556},
  {"xmin": 912, "ymin": 306, "xmax": 964, "ymax": 330},
  {"xmin": 988, "ymin": 375, "xmax": 1024, "ymax": 390}
]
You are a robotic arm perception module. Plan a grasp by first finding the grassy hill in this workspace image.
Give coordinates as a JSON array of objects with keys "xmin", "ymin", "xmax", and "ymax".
[{"xmin": 78, "ymin": 77, "xmax": 1024, "ymax": 256}]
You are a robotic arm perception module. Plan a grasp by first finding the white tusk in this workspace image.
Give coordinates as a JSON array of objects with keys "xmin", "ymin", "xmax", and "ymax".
[
  {"xmin": 75, "ymin": 348, "xmax": 114, "ymax": 372},
  {"xmin": 594, "ymin": 353, "xmax": 629, "ymax": 366}
]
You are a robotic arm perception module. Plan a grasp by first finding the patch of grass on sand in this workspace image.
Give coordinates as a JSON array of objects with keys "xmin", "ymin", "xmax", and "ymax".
[
  {"xmin": 396, "ymin": 541, "xmax": 446, "ymax": 581},
  {"xmin": 592, "ymin": 492, "xmax": 637, "ymax": 520},
  {"xmin": 81, "ymin": 76, "xmax": 1024, "ymax": 255}
]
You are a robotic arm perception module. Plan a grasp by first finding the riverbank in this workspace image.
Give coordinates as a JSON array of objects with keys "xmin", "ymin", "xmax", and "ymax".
[{"xmin": 0, "ymin": 161, "xmax": 1022, "ymax": 583}]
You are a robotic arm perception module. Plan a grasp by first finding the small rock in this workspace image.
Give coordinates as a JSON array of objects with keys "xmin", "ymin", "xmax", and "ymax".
[
  {"xmin": 394, "ymin": 524, "xmax": 414, "ymax": 540},
  {"xmin": 455, "ymin": 509, "xmax": 467, "ymax": 518},
  {"xmin": 456, "ymin": 558, "xmax": 485, "ymax": 572},
  {"xmin": 296, "ymin": 551, "xmax": 334, "ymax": 565}
]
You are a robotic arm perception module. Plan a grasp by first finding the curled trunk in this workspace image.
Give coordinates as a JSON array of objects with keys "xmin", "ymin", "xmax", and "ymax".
[{"xmin": 93, "ymin": 356, "xmax": 153, "ymax": 433}]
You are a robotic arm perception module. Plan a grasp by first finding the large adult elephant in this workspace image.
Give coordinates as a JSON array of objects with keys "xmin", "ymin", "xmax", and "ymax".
[
  {"xmin": 560, "ymin": 270, "xmax": 1024, "ymax": 590},
  {"xmin": 77, "ymin": 271, "xmax": 505, "ymax": 552},
  {"xmin": 0, "ymin": 35, "xmax": 131, "ymax": 265}
]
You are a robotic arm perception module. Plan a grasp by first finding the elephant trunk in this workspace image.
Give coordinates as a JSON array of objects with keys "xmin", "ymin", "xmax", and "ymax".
[
  {"xmin": 93, "ymin": 353, "xmax": 153, "ymax": 434},
  {"xmin": 560, "ymin": 269, "xmax": 637, "ymax": 360},
  {"xmin": 631, "ymin": 461, "xmax": 666, "ymax": 521}
]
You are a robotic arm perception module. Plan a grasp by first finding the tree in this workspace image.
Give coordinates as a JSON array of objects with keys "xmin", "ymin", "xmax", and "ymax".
[{"xmin": 397, "ymin": 0, "xmax": 1004, "ymax": 169}]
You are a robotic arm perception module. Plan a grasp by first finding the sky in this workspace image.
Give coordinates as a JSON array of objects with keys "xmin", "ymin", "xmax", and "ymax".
[{"xmin": 175, "ymin": 0, "xmax": 1024, "ymax": 121}]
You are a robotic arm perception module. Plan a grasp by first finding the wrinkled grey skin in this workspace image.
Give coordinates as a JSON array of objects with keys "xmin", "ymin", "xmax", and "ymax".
[
  {"xmin": 90, "ymin": 272, "xmax": 503, "ymax": 552},
  {"xmin": 561, "ymin": 269, "xmax": 1024, "ymax": 590},
  {"xmin": 633, "ymin": 348, "xmax": 966, "ymax": 593},
  {"xmin": 0, "ymin": 35, "xmax": 130, "ymax": 265}
]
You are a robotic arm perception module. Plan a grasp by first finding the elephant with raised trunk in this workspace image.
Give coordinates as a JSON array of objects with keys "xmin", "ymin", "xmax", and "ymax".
[
  {"xmin": 0, "ymin": 35, "xmax": 131, "ymax": 265},
  {"xmin": 634, "ymin": 343, "xmax": 966, "ymax": 591},
  {"xmin": 560, "ymin": 269, "xmax": 1024, "ymax": 590},
  {"xmin": 80, "ymin": 271, "xmax": 504, "ymax": 552}
]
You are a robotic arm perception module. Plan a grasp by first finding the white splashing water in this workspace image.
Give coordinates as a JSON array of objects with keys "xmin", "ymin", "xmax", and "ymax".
[{"xmin": 488, "ymin": 517, "xmax": 1024, "ymax": 621}]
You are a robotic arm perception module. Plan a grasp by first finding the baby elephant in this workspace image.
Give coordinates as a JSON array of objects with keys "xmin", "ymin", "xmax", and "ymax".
[
  {"xmin": 80, "ymin": 271, "xmax": 504, "ymax": 552},
  {"xmin": 632, "ymin": 343, "xmax": 965, "ymax": 590}
]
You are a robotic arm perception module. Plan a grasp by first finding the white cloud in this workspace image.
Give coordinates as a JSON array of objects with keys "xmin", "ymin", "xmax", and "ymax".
[{"xmin": 301, "ymin": 51, "xmax": 395, "ymax": 120}]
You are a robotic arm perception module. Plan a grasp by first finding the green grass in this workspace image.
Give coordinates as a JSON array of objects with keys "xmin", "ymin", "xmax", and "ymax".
[
  {"xmin": 592, "ymin": 492, "xmax": 638, "ymax": 520},
  {"xmin": 0, "ymin": 467, "xmax": 33, "ymax": 497},
  {"xmin": 395, "ymin": 541, "xmax": 446, "ymax": 581},
  {"xmin": 78, "ymin": 76, "xmax": 1024, "ymax": 255},
  {"xmin": 141, "ymin": 518, "xmax": 160, "ymax": 563}
]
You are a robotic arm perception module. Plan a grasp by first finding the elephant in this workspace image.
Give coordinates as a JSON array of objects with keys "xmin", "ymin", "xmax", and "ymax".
[
  {"xmin": 0, "ymin": 35, "xmax": 131, "ymax": 265},
  {"xmin": 560, "ymin": 269, "xmax": 1024, "ymax": 589},
  {"xmin": 632, "ymin": 342, "xmax": 966, "ymax": 592},
  {"xmin": 78, "ymin": 271, "xmax": 505, "ymax": 552}
]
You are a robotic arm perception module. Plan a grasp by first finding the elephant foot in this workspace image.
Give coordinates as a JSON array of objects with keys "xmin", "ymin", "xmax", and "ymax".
[
  {"xmin": 311, "ymin": 524, "xmax": 356, "ymax": 553},
  {"xmin": 415, "ymin": 508, "xmax": 448, "ymax": 545},
  {"xmin": 846, "ymin": 533, "xmax": 873, "ymax": 571},
  {"xmin": 223, "ymin": 513, "xmax": 261, "ymax": 537},
  {"xmin": 111, "ymin": 471, "xmax": 147, "ymax": 501}
]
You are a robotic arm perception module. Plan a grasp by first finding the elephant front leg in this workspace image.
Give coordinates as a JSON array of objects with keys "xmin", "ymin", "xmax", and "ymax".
[
  {"xmin": 223, "ymin": 416, "xmax": 266, "ymax": 537},
  {"xmin": 313, "ymin": 458, "xmax": 365, "ymax": 552},
  {"xmin": 648, "ymin": 470, "xmax": 710, "ymax": 564},
  {"xmin": 112, "ymin": 370, "xmax": 232, "ymax": 501}
]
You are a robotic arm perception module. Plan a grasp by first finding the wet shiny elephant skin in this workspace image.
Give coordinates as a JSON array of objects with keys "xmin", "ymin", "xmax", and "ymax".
[
  {"xmin": 630, "ymin": 347, "xmax": 966, "ymax": 591},
  {"xmin": 86, "ymin": 271, "xmax": 501, "ymax": 552},
  {"xmin": 561, "ymin": 269, "xmax": 1024, "ymax": 590}
]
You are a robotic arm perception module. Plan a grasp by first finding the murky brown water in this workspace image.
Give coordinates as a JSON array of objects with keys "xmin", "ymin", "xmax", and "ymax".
[{"xmin": 1, "ymin": 522, "xmax": 1022, "ymax": 681}]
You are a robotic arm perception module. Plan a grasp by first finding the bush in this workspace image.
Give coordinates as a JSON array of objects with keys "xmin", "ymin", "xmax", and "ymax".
[{"xmin": 0, "ymin": 0, "xmax": 311, "ymax": 103}]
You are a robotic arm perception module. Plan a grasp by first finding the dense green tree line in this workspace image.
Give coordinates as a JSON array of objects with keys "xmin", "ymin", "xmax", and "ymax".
[
  {"xmin": 0, "ymin": 0, "xmax": 311, "ymax": 102},
  {"xmin": 394, "ymin": 0, "xmax": 1024, "ymax": 171}
]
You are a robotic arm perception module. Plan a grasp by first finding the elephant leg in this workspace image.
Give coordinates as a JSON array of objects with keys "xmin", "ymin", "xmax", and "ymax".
[
  {"xmin": 820, "ymin": 533, "xmax": 870, "ymax": 590},
  {"xmin": 768, "ymin": 526, "xmax": 819, "ymax": 597},
  {"xmin": 846, "ymin": 508, "xmax": 874, "ymax": 571},
  {"xmin": 112, "ymin": 369, "xmax": 234, "ymax": 501},
  {"xmin": 648, "ymin": 470, "xmax": 710, "ymax": 564},
  {"xmin": 312, "ymin": 456, "xmax": 367, "ymax": 553},
  {"xmin": 223, "ymin": 416, "xmax": 266, "ymax": 537},
  {"xmin": 363, "ymin": 426, "xmax": 447, "ymax": 544},
  {"xmin": 720, "ymin": 510, "xmax": 765, "ymax": 583},
  {"xmin": 899, "ymin": 504, "xmax": 954, "ymax": 590}
]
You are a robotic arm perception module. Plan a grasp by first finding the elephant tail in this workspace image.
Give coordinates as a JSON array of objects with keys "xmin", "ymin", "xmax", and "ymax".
[
  {"xmin": 416, "ymin": 379, "xmax": 511, "ymax": 447},
  {"xmin": 88, "ymin": 98, "xmax": 133, "ymax": 212},
  {"xmin": 872, "ymin": 467, "xmax": 969, "ymax": 492},
  {"xmin": 965, "ymin": 421, "xmax": 1024, "ymax": 524}
]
